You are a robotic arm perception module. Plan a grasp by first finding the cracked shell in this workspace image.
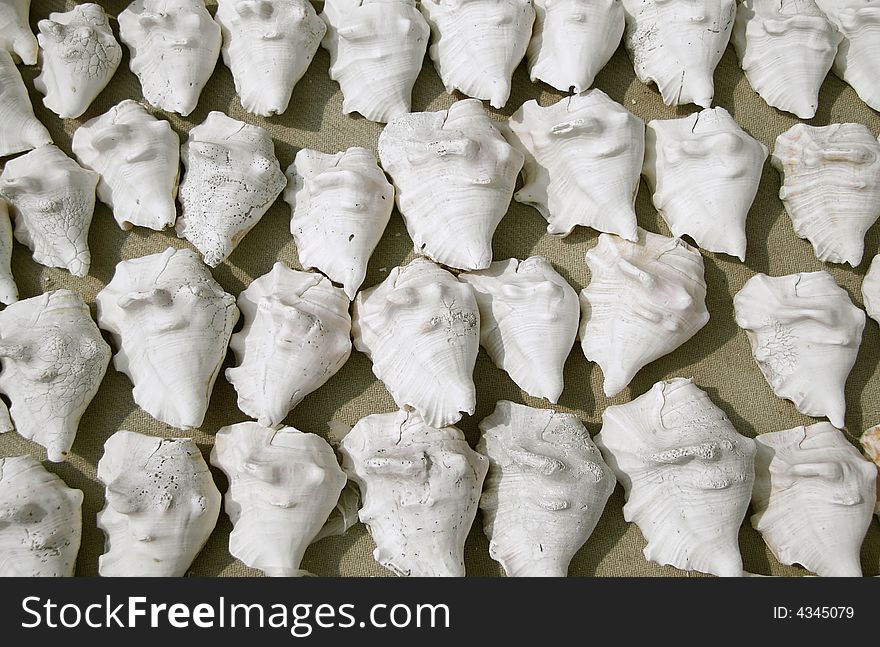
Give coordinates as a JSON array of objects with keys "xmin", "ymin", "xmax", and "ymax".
[{"xmin": 0, "ymin": 0, "xmax": 37, "ymax": 65}]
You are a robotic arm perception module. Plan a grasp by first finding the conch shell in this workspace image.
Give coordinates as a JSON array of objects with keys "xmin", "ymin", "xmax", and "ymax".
[
  {"xmin": 595, "ymin": 378, "xmax": 757, "ymax": 577},
  {"xmin": 580, "ymin": 230, "xmax": 710, "ymax": 397},
  {"xmin": 478, "ymin": 401, "xmax": 615, "ymax": 577},
  {"xmin": 505, "ymin": 90, "xmax": 644, "ymax": 239},
  {"xmin": 0, "ymin": 455, "xmax": 83, "ymax": 576},
  {"xmin": 216, "ymin": 0, "xmax": 326, "ymax": 117},
  {"xmin": 420, "ymin": 0, "xmax": 535, "ymax": 108},
  {"xmin": 860, "ymin": 424, "xmax": 880, "ymax": 516},
  {"xmin": 211, "ymin": 421, "xmax": 347, "ymax": 576},
  {"xmin": 0, "ymin": 290, "xmax": 111, "ymax": 462},
  {"xmin": 752, "ymin": 423, "xmax": 877, "ymax": 577},
  {"xmin": 339, "ymin": 410, "xmax": 488, "ymax": 577},
  {"xmin": 284, "ymin": 147, "xmax": 394, "ymax": 299},
  {"xmin": 34, "ymin": 3, "xmax": 122, "ymax": 119},
  {"xmin": 177, "ymin": 111, "xmax": 287, "ymax": 267},
  {"xmin": 0, "ymin": 145, "xmax": 97, "ymax": 278},
  {"xmin": 0, "ymin": 50, "xmax": 52, "ymax": 157},
  {"xmin": 0, "ymin": 0, "xmax": 37, "ymax": 65},
  {"xmin": 352, "ymin": 257, "xmax": 479, "ymax": 429},
  {"xmin": 642, "ymin": 107, "xmax": 768, "ymax": 261},
  {"xmin": 97, "ymin": 430, "xmax": 221, "ymax": 577},
  {"xmin": 118, "ymin": 0, "xmax": 221, "ymax": 116},
  {"xmin": 226, "ymin": 263, "xmax": 352, "ymax": 428},
  {"xmin": 72, "ymin": 100, "xmax": 180, "ymax": 232},
  {"xmin": 95, "ymin": 247, "xmax": 239, "ymax": 430},
  {"xmin": 321, "ymin": 0, "xmax": 429, "ymax": 123},
  {"xmin": 733, "ymin": 271, "xmax": 865, "ymax": 429},
  {"xmin": 732, "ymin": 0, "xmax": 841, "ymax": 119},
  {"xmin": 621, "ymin": 0, "xmax": 736, "ymax": 108},
  {"xmin": 0, "ymin": 199, "xmax": 17, "ymax": 305},
  {"xmin": 772, "ymin": 123, "xmax": 880, "ymax": 267},
  {"xmin": 460, "ymin": 256, "xmax": 579, "ymax": 403},
  {"xmin": 378, "ymin": 99, "xmax": 523, "ymax": 270},
  {"xmin": 863, "ymin": 254, "xmax": 880, "ymax": 325}
]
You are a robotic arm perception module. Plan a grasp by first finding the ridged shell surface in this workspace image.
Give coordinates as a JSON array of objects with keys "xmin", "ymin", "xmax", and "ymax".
[
  {"xmin": 478, "ymin": 401, "xmax": 615, "ymax": 577},
  {"xmin": 579, "ymin": 230, "xmax": 710, "ymax": 397},
  {"xmin": 863, "ymin": 254, "xmax": 880, "ymax": 324},
  {"xmin": 0, "ymin": 51, "xmax": 52, "ymax": 157},
  {"xmin": 0, "ymin": 199, "xmax": 17, "ymax": 304},
  {"xmin": 861, "ymin": 424, "xmax": 880, "ymax": 516},
  {"xmin": 595, "ymin": 378, "xmax": 756, "ymax": 576},
  {"xmin": 0, "ymin": 0, "xmax": 37, "ymax": 64},
  {"xmin": 339, "ymin": 410, "xmax": 488, "ymax": 577},
  {"xmin": 733, "ymin": 271, "xmax": 865, "ymax": 429}
]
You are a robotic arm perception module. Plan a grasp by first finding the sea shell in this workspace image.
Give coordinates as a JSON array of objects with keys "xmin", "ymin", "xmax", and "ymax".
[
  {"xmin": 72, "ymin": 100, "xmax": 180, "ymax": 232},
  {"xmin": 284, "ymin": 147, "xmax": 394, "ymax": 299},
  {"xmin": 860, "ymin": 424, "xmax": 880, "ymax": 516},
  {"xmin": 97, "ymin": 430, "xmax": 221, "ymax": 577},
  {"xmin": 0, "ymin": 0, "xmax": 37, "ymax": 65},
  {"xmin": 0, "ymin": 50, "xmax": 52, "ymax": 158},
  {"xmin": 621, "ymin": 0, "xmax": 736, "ymax": 108},
  {"xmin": 478, "ymin": 401, "xmax": 615, "ymax": 577},
  {"xmin": 95, "ymin": 247, "xmax": 239, "ymax": 429},
  {"xmin": 352, "ymin": 257, "xmax": 479, "ymax": 429},
  {"xmin": 0, "ymin": 290, "xmax": 111, "ymax": 462},
  {"xmin": 579, "ymin": 230, "xmax": 710, "ymax": 397},
  {"xmin": 0, "ymin": 198, "xmax": 17, "ymax": 305},
  {"xmin": 459, "ymin": 256, "xmax": 579, "ymax": 403},
  {"xmin": 177, "ymin": 111, "xmax": 287, "ymax": 267},
  {"xmin": 642, "ymin": 107, "xmax": 769, "ymax": 261},
  {"xmin": 863, "ymin": 254, "xmax": 880, "ymax": 324},
  {"xmin": 526, "ymin": 0, "xmax": 625, "ymax": 93},
  {"xmin": 216, "ymin": 0, "xmax": 325, "ymax": 117},
  {"xmin": 321, "ymin": 0, "xmax": 429, "ymax": 123},
  {"xmin": 211, "ymin": 421, "xmax": 347, "ymax": 576},
  {"xmin": 733, "ymin": 271, "xmax": 865, "ymax": 429},
  {"xmin": 339, "ymin": 409, "xmax": 488, "ymax": 577},
  {"xmin": 815, "ymin": 0, "xmax": 880, "ymax": 112},
  {"xmin": 772, "ymin": 123, "xmax": 880, "ymax": 266},
  {"xmin": 732, "ymin": 0, "xmax": 841, "ymax": 120},
  {"xmin": 34, "ymin": 3, "xmax": 122, "ymax": 119},
  {"xmin": 751, "ymin": 423, "xmax": 877, "ymax": 577},
  {"xmin": 118, "ymin": 0, "xmax": 222, "ymax": 116},
  {"xmin": 378, "ymin": 99, "xmax": 523, "ymax": 270},
  {"xmin": 420, "ymin": 0, "xmax": 535, "ymax": 108},
  {"xmin": 0, "ymin": 455, "xmax": 82, "ymax": 576},
  {"xmin": 225, "ymin": 262, "xmax": 352, "ymax": 428},
  {"xmin": 505, "ymin": 90, "xmax": 644, "ymax": 239},
  {"xmin": 595, "ymin": 378, "xmax": 757, "ymax": 577}
]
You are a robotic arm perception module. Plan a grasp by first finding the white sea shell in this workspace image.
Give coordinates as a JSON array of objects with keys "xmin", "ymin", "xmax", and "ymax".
[
  {"xmin": 460, "ymin": 256, "xmax": 579, "ymax": 403},
  {"xmin": 216, "ymin": 0, "xmax": 325, "ymax": 117},
  {"xmin": 0, "ymin": 290, "xmax": 110, "ymax": 462},
  {"xmin": 621, "ymin": 0, "xmax": 736, "ymax": 108},
  {"xmin": 72, "ymin": 100, "xmax": 180, "ymax": 232},
  {"xmin": 321, "ymin": 0, "xmax": 429, "ymax": 123},
  {"xmin": 95, "ymin": 247, "xmax": 239, "ymax": 429},
  {"xmin": 595, "ymin": 378, "xmax": 756, "ymax": 577},
  {"xmin": 0, "ymin": 0, "xmax": 37, "ymax": 65},
  {"xmin": 0, "ymin": 145, "xmax": 97, "ymax": 278},
  {"xmin": 505, "ymin": 90, "xmax": 644, "ymax": 239},
  {"xmin": 0, "ymin": 455, "xmax": 82, "ymax": 576},
  {"xmin": 752, "ymin": 423, "xmax": 877, "ymax": 577},
  {"xmin": 378, "ymin": 99, "xmax": 523, "ymax": 270},
  {"xmin": 177, "ymin": 111, "xmax": 287, "ymax": 267},
  {"xmin": 579, "ymin": 230, "xmax": 710, "ymax": 397},
  {"xmin": 284, "ymin": 147, "xmax": 394, "ymax": 299},
  {"xmin": 420, "ymin": 0, "xmax": 535, "ymax": 108},
  {"xmin": 339, "ymin": 409, "xmax": 488, "ymax": 577},
  {"xmin": 352, "ymin": 257, "xmax": 479, "ymax": 429},
  {"xmin": 815, "ymin": 0, "xmax": 880, "ymax": 112},
  {"xmin": 732, "ymin": 0, "xmax": 841, "ymax": 119},
  {"xmin": 97, "ymin": 430, "xmax": 221, "ymax": 577},
  {"xmin": 34, "ymin": 4, "xmax": 121, "ymax": 119},
  {"xmin": 642, "ymin": 107, "xmax": 768, "ymax": 261},
  {"xmin": 772, "ymin": 123, "xmax": 880, "ymax": 266},
  {"xmin": 863, "ymin": 254, "xmax": 880, "ymax": 324},
  {"xmin": 118, "ymin": 0, "xmax": 221, "ymax": 116},
  {"xmin": 478, "ymin": 401, "xmax": 615, "ymax": 577},
  {"xmin": 0, "ymin": 50, "xmax": 52, "ymax": 158},
  {"xmin": 733, "ymin": 271, "xmax": 865, "ymax": 429},
  {"xmin": 211, "ymin": 421, "xmax": 347, "ymax": 576},
  {"xmin": 0, "ymin": 198, "xmax": 17, "ymax": 305},
  {"xmin": 860, "ymin": 424, "xmax": 880, "ymax": 516},
  {"xmin": 225, "ymin": 262, "xmax": 352, "ymax": 428},
  {"xmin": 527, "ymin": 0, "xmax": 625, "ymax": 93}
]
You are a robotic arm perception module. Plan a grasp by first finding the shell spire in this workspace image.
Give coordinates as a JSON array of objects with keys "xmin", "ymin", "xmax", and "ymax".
[{"xmin": 0, "ymin": 51, "xmax": 52, "ymax": 157}]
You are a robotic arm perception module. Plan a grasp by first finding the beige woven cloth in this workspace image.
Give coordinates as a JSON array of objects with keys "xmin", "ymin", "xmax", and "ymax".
[{"xmin": 1, "ymin": 0, "xmax": 878, "ymax": 577}]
